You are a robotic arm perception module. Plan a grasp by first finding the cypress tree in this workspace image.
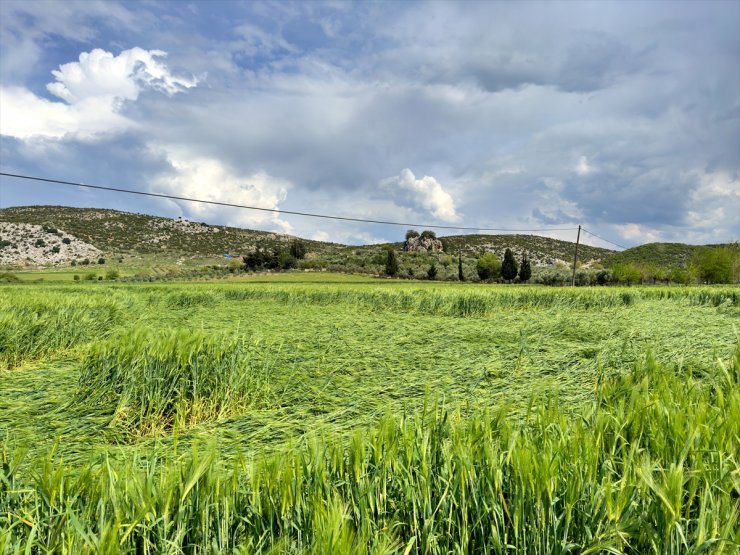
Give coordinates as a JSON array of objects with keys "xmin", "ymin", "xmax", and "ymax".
[
  {"xmin": 458, "ymin": 252, "xmax": 464, "ymax": 281},
  {"xmin": 519, "ymin": 253, "xmax": 532, "ymax": 282},
  {"xmin": 385, "ymin": 248, "xmax": 399, "ymax": 276},
  {"xmin": 501, "ymin": 248, "xmax": 518, "ymax": 282}
]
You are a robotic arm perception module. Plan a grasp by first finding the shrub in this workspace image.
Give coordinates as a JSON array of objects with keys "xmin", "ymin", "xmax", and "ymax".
[
  {"xmin": 595, "ymin": 269, "xmax": 613, "ymax": 286},
  {"xmin": 82, "ymin": 273, "xmax": 96, "ymax": 281},
  {"xmin": 0, "ymin": 240, "xmax": 11, "ymax": 249},
  {"xmin": 476, "ymin": 253, "xmax": 501, "ymax": 281},
  {"xmin": 73, "ymin": 274, "xmax": 80, "ymax": 281},
  {"xmin": 427, "ymin": 264, "xmax": 438, "ymax": 280},
  {"xmin": 71, "ymin": 260, "xmax": 77, "ymax": 266},
  {"xmin": 34, "ymin": 239, "xmax": 46, "ymax": 248},
  {"xmin": 105, "ymin": 269, "xmax": 120, "ymax": 280},
  {"xmin": 51, "ymin": 246, "xmax": 60, "ymax": 254},
  {"xmin": 98, "ymin": 257, "xmax": 106, "ymax": 265},
  {"xmin": 81, "ymin": 259, "xmax": 90, "ymax": 265},
  {"xmin": 62, "ymin": 238, "xmax": 71, "ymax": 244}
]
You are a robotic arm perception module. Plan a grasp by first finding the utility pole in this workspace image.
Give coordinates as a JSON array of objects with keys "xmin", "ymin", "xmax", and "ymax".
[{"xmin": 571, "ymin": 225, "xmax": 581, "ymax": 286}]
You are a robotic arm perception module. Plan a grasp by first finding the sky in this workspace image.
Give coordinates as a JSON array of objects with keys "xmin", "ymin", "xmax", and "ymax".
[{"xmin": 0, "ymin": 0, "xmax": 738, "ymax": 248}]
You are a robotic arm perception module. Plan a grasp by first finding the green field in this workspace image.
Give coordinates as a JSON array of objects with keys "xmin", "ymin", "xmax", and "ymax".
[{"xmin": 1, "ymin": 275, "xmax": 738, "ymax": 553}]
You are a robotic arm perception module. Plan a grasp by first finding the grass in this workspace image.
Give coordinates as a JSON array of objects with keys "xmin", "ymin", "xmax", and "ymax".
[{"xmin": 0, "ymin": 275, "xmax": 738, "ymax": 552}]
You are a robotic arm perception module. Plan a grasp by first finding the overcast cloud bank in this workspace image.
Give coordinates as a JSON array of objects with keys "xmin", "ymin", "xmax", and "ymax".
[{"xmin": 0, "ymin": 0, "xmax": 737, "ymax": 247}]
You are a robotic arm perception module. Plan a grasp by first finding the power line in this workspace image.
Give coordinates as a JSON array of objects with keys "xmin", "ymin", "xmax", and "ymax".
[
  {"xmin": 0, "ymin": 171, "xmax": 579, "ymax": 233},
  {"xmin": 581, "ymin": 227, "xmax": 628, "ymax": 250}
]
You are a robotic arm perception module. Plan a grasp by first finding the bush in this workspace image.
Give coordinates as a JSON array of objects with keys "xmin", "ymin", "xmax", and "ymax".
[
  {"xmin": 98, "ymin": 257, "xmax": 106, "ymax": 265},
  {"xmin": 476, "ymin": 253, "xmax": 501, "ymax": 281},
  {"xmin": 595, "ymin": 269, "xmax": 613, "ymax": 286},
  {"xmin": 427, "ymin": 264, "xmax": 438, "ymax": 280},
  {"xmin": 73, "ymin": 275, "xmax": 80, "ymax": 281},
  {"xmin": 62, "ymin": 238, "xmax": 71, "ymax": 245},
  {"xmin": 81, "ymin": 259, "xmax": 90, "ymax": 265},
  {"xmin": 105, "ymin": 269, "xmax": 120, "ymax": 280},
  {"xmin": 82, "ymin": 273, "xmax": 96, "ymax": 281},
  {"xmin": 51, "ymin": 246, "xmax": 60, "ymax": 254},
  {"xmin": 34, "ymin": 239, "xmax": 46, "ymax": 248}
]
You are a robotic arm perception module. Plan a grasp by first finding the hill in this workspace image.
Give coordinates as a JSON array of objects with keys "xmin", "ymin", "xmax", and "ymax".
[
  {"xmin": 603, "ymin": 242, "xmax": 735, "ymax": 269},
  {"xmin": 435, "ymin": 233, "xmax": 612, "ymax": 266},
  {"xmin": 1, "ymin": 206, "xmax": 615, "ymax": 270},
  {"xmin": 0, "ymin": 205, "xmax": 336, "ymax": 259}
]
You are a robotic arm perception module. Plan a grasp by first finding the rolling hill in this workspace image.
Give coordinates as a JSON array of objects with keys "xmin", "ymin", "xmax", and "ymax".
[{"xmin": 0, "ymin": 205, "xmax": 617, "ymax": 269}]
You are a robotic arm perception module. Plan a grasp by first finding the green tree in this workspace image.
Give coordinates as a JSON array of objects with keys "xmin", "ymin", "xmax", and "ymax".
[
  {"xmin": 518, "ymin": 253, "xmax": 532, "ymax": 282},
  {"xmin": 476, "ymin": 253, "xmax": 501, "ymax": 281},
  {"xmin": 405, "ymin": 229, "xmax": 420, "ymax": 241},
  {"xmin": 669, "ymin": 267, "xmax": 693, "ymax": 285},
  {"xmin": 501, "ymin": 248, "xmax": 518, "ymax": 282},
  {"xmin": 420, "ymin": 229, "xmax": 437, "ymax": 240},
  {"xmin": 458, "ymin": 252, "xmax": 464, "ymax": 281},
  {"xmin": 612, "ymin": 262, "xmax": 641, "ymax": 285},
  {"xmin": 289, "ymin": 240, "xmax": 306, "ymax": 260},
  {"xmin": 385, "ymin": 248, "xmax": 399, "ymax": 276},
  {"xmin": 427, "ymin": 263, "xmax": 437, "ymax": 280},
  {"xmin": 691, "ymin": 245, "xmax": 738, "ymax": 284}
]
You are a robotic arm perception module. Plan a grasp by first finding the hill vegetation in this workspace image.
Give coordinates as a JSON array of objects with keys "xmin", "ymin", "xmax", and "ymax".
[{"xmin": 1, "ymin": 206, "xmax": 737, "ymax": 284}]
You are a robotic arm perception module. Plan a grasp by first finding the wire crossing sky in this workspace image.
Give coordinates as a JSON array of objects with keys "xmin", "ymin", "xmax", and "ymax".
[
  {"xmin": 1, "ymin": 1, "xmax": 737, "ymax": 247},
  {"xmin": 0, "ymin": 171, "xmax": 581, "ymax": 234}
]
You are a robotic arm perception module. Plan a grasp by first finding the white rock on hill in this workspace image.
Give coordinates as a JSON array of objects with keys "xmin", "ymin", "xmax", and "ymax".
[{"xmin": 0, "ymin": 222, "xmax": 102, "ymax": 266}]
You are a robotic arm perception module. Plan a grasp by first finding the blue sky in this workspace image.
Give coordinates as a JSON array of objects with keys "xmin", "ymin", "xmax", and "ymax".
[{"xmin": 0, "ymin": 0, "xmax": 738, "ymax": 247}]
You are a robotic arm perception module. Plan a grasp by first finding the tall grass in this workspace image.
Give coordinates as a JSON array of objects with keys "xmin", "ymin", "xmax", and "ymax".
[
  {"xmin": 76, "ymin": 328, "xmax": 273, "ymax": 436},
  {"xmin": 221, "ymin": 285, "xmax": 739, "ymax": 316},
  {"xmin": 0, "ymin": 293, "xmax": 121, "ymax": 368},
  {"xmin": 2, "ymin": 347, "xmax": 738, "ymax": 553}
]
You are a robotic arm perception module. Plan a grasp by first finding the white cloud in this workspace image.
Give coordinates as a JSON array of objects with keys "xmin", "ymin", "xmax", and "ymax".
[
  {"xmin": 0, "ymin": 47, "xmax": 196, "ymax": 140},
  {"xmin": 381, "ymin": 168, "xmax": 460, "ymax": 222},
  {"xmin": 155, "ymin": 152, "xmax": 293, "ymax": 234},
  {"xmin": 311, "ymin": 230, "xmax": 331, "ymax": 242},
  {"xmin": 575, "ymin": 155, "xmax": 592, "ymax": 176},
  {"xmin": 615, "ymin": 223, "xmax": 662, "ymax": 243}
]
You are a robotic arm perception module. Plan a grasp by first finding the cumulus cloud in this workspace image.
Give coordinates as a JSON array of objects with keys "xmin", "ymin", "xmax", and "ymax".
[
  {"xmin": 0, "ymin": 47, "xmax": 196, "ymax": 140},
  {"xmin": 155, "ymin": 151, "xmax": 293, "ymax": 233},
  {"xmin": 381, "ymin": 169, "xmax": 460, "ymax": 222}
]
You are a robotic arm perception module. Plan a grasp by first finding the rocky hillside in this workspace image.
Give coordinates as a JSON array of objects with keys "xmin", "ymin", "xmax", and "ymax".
[
  {"xmin": 0, "ymin": 206, "xmax": 335, "ymax": 260},
  {"xmin": 0, "ymin": 222, "xmax": 102, "ymax": 266}
]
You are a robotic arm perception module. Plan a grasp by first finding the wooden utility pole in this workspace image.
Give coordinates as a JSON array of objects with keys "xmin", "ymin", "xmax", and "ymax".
[{"xmin": 571, "ymin": 225, "xmax": 581, "ymax": 286}]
